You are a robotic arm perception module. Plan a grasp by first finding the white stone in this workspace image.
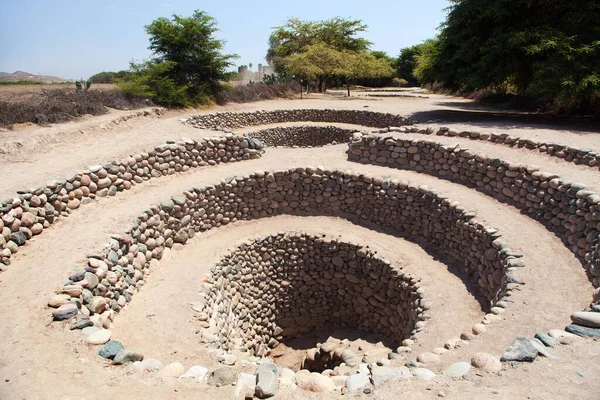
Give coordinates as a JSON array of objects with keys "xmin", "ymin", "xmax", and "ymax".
[
  {"xmin": 345, "ymin": 373, "xmax": 370, "ymax": 392},
  {"xmin": 85, "ymin": 329, "xmax": 111, "ymax": 345},
  {"xmin": 412, "ymin": 368, "xmax": 436, "ymax": 381},
  {"xmin": 443, "ymin": 362, "xmax": 471, "ymax": 378},
  {"xmin": 179, "ymin": 365, "xmax": 208, "ymax": 382},
  {"xmin": 234, "ymin": 372, "xmax": 256, "ymax": 397}
]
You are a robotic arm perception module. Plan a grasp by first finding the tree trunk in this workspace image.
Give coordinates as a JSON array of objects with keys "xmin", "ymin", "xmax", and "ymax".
[
  {"xmin": 346, "ymin": 81, "xmax": 350, "ymax": 97},
  {"xmin": 318, "ymin": 77, "xmax": 324, "ymax": 93}
]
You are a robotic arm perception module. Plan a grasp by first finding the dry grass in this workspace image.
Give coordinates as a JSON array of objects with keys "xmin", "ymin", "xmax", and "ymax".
[
  {"xmin": 0, "ymin": 86, "xmax": 148, "ymax": 127},
  {"xmin": 0, "ymin": 83, "xmax": 116, "ymax": 102}
]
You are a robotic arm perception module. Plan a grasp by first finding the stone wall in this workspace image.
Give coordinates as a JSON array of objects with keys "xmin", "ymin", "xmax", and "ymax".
[
  {"xmin": 0, "ymin": 135, "xmax": 262, "ymax": 272},
  {"xmin": 50, "ymin": 167, "xmax": 519, "ymax": 332},
  {"xmin": 206, "ymin": 233, "xmax": 423, "ymax": 356},
  {"xmin": 247, "ymin": 126, "xmax": 357, "ymax": 147},
  {"xmin": 348, "ymin": 134, "xmax": 600, "ymax": 289},
  {"xmin": 382, "ymin": 126, "xmax": 600, "ymax": 170},
  {"xmin": 184, "ymin": 109, "xmax": 411, "ymax": 130}
]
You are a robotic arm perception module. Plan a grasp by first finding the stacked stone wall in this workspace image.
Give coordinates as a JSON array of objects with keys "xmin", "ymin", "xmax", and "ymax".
[
  {"xmin": 50, "ymin": 168, "xmax": 519, "ymax": 330},
  {"xmin": 0, "ymin": 135, "xmax": 262, "ymax": 271},
  {"xmin": 349, "ymin": 135, "xmax": 600, "ymax": 289},
  {"xmin": 184, "ymin": 109, "xmax": 411, "ymax": 130}
]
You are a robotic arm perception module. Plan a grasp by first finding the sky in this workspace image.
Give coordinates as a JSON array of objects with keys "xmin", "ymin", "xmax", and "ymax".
[{"xmin": 0, "ymin": 0, "xmax": 449, "ymax": 80}]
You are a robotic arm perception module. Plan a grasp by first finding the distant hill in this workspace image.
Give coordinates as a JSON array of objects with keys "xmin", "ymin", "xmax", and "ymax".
[{"xmin": 0, "ymin": 71, "xmax": 70, "ymax": 83}]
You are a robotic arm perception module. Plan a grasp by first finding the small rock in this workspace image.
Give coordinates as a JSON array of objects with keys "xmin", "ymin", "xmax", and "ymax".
[
  {"xmin": 416, "ymin": 352, "xmax": 440, "ymax": 365},
  {"xmin": 296, "ymin": 372, "xmax": 336, "ymax": 392},
  {"xmin": 570, "ymin": 312, "xmax": 600, "ymax": 328},
  {"xmin": 534, "ymin": 333, "xmax": 557, "ymax": 348},
  {"xmin": 370, "ymin": 366, "xmax": 412, "ymax": 386},
  {"xmin": 565, "ymin": 324, "xmax": 600, "ymax": 337},
  {"xmin": 345, "ymin": 373, "xmax": 370, "ymax": 392},
  {"xmin": 113, "ymin": 349, "xmax": 144, "ymax": 365},
  {"xmin": 160, "ymin": 362, "xmax": 186, "ymax": 378},
  {"xmin": 529, "ymin": 339, "xmax": 559, "ymax": 359},
  {"xmin": 52, "ymin": 303, "xmax": 78, "ymax": 321},
  {"xmin": 501, "ymin": 338, "xmax": 538, "ymax": 362},
  {"xmin": 70, "ymin": 318, "xmax": 93, "ymax": 330},
  {"xmin": 471, "ymin": 353, "xmax": 501, "ymax": 373},
  {"xmin": 48, "ymin": 294, "xmax": 71, "ymax": 308},
  {"xmin": 98, "ymin": 340, "xmax": 124, "ymax": 360},
  {"xmin": 472, "ymin": 323, "xmax": 487, "ymax": 335},
  {"xmin": 255, "ymin": 369, "xmax": 278, "ymax": 398},
  {"xmin": 138, "ymin": 358, "xmax": 164, "ymax": 372},
  {"xmin": 235, "ymin": 372, "xmax": 257, "ymax": 397},
  {"xmin": 179, "ymin": 365, "xmax": 208, "ymax": 381},
  {"xmin": 81, "ymin": 326, "xmax": 101, "ymax": 336},
  {"xmin": 412, "ymin": 368, "xmax": 436, "ymax": 381},
  {"xmin": 86, "ymin": 329, "xmax": 111, "ymax": 345},
  {"xmin": 207, "ymin": 367, "xmax": 238, "ymax": 386},
  {"xmin": 443, "ymin": 362, "xmax": 471, "ymax": 378},
  {"xmin": 218, "ymin": 354, "xmax": 237, "ymax": 365}
]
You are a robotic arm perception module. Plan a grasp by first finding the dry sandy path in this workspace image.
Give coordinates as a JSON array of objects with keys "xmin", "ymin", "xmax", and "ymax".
[{"xmin": 0, "ymin": 143, "xmax": 595, "ymax": 399}]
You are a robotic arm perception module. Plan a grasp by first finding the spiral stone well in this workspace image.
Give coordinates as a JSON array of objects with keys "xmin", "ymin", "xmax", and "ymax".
[
  {"xmin": 246, "ymin": 126, "xmax": 358, "ymax": 147},
  {"xmin": 204, "ymin": 233, "xmax": 423, "ymax": 357}
]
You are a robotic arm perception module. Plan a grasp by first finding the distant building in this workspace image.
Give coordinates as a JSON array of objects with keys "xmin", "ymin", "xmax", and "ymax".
[{"xmin": 237, "ymin": 63, "xmax": 275, "ymax": 84}]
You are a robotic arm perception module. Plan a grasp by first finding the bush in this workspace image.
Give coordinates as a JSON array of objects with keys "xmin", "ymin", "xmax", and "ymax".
[
  {"xmin": 215, "ymin": 82, "xmax": 300, "ymax": 105},
  {"xmin": 0, "ymin": 88, "xmax": 150, "ymax": 127},
  {"xmin": 393, "ymin": 77, "xmax": 409, "ymax": 87}
]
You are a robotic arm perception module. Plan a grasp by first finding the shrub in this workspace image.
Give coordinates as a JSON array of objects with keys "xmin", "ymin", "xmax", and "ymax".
[{"xmin": 216, "ymin": 82, "xmax": 300, "ymax": 105}]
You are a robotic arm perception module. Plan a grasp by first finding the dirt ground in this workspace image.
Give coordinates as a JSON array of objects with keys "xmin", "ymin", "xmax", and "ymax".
[{"xmin": 0, "ymin": 91, "xmax": 599, "ymax": 400}]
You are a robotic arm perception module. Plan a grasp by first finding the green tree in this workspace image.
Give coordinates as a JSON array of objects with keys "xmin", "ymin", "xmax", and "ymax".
[
  {"xmin": 268, "ymin": 17, "xmax": 372, "ymax": 91},
  {"xmin": 423, "ymin": 0, "xmax": 600, "ymax": 110},
  {"xmin": 119, "ymin": 10, "xmax": 238, "ymax": 106},
  {"xmin": 284, "ymin": 43, "xmax": 393, "ymax": 96},
  {"xmin": 397, "ymin": 44, "xmax": 426, "ymax": 86},
  {"xmin": 145, "ymin": 10, "xmax": 238, "ymax": 99},
  {"xmin": 412, "ymin": 38, "xmax": 440, "ymax": 89}
]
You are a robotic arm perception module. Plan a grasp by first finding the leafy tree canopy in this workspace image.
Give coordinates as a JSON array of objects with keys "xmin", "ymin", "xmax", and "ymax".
[
  {"xmin": 145, "ymin": 10, "xmax": 238, "ymax": 98},
  {"xmin": 267, "ymin": 17, "xmax": 372, "ymax": 72},
  {"xmin": 421, "ymin": 0, "xmax": 600, "ymax": 107}
]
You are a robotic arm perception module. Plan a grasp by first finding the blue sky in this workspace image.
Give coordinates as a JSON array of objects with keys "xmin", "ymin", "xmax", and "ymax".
[{"xmin": 0, "ymin": 0, "xmax": 449, "ymax": 79}]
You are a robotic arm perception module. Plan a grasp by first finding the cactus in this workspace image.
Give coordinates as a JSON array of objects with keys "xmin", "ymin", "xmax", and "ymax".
[{"xmin": 75, "ymin": 79, "xmax": 92, "ymax": 93}]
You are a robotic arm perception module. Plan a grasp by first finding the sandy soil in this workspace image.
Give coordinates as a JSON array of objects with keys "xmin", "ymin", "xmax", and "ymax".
[{"xmin": 0, "ymin": 93, "xmax": 599, "ymax": 400}]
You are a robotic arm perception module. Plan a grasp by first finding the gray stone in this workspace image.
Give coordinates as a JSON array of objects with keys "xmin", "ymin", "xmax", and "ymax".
[
  {"xmin": 565, "ymin": 324, "xmax": 600, "ymax": 337},
  {"xmin": 345, "ymin": 373, "xmax": 370, "ymax": 392},
  {"xmin": 534, "ymin": 332, "xmax": 557, "ymax": 348},
  {"xmin": 52, "ymin": 305, "xmax": 78, "ymax": 321},
  {"xmin": 529, "ymin": 339, "xmax": 558, "ymax": 360},
  {"xmin": 501, "ymin": 337, "xmax": 538, "ymax": 362},
  {"xmin": 70, "ymin": 318, "xmax": 93, "ymax": 330},
  {"xmin": 113, "ymin": 349, "xmax": 144, "ymax": 365},
  {"xmin": 443, "ymin": 362, "xmax": 471, "ymax": 377},
  {"xmin": 10, "ymin": 231, "xmax": 26, "ymax": 246},
  {"xmin": 207, "ymin": 367, "xmax": 238, "ymax": 386},
  {"xmin": 98, "ymin": 340, "xmax": 124, "ymax": 360}
]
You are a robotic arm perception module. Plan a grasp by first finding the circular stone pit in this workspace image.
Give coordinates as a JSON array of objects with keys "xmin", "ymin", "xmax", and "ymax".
[
  {"xmin": 202, "ymin": 232, "xmax": 423, "ymax": 358},
  {"xmin": 246, "ymin": 125, "xmax": 358, "ymax": 148}
]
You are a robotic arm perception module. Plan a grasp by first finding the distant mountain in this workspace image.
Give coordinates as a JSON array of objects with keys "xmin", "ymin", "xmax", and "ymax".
[{"xmin": 0, "ymin": 70, "xmax": 69, "ymax": 83}]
